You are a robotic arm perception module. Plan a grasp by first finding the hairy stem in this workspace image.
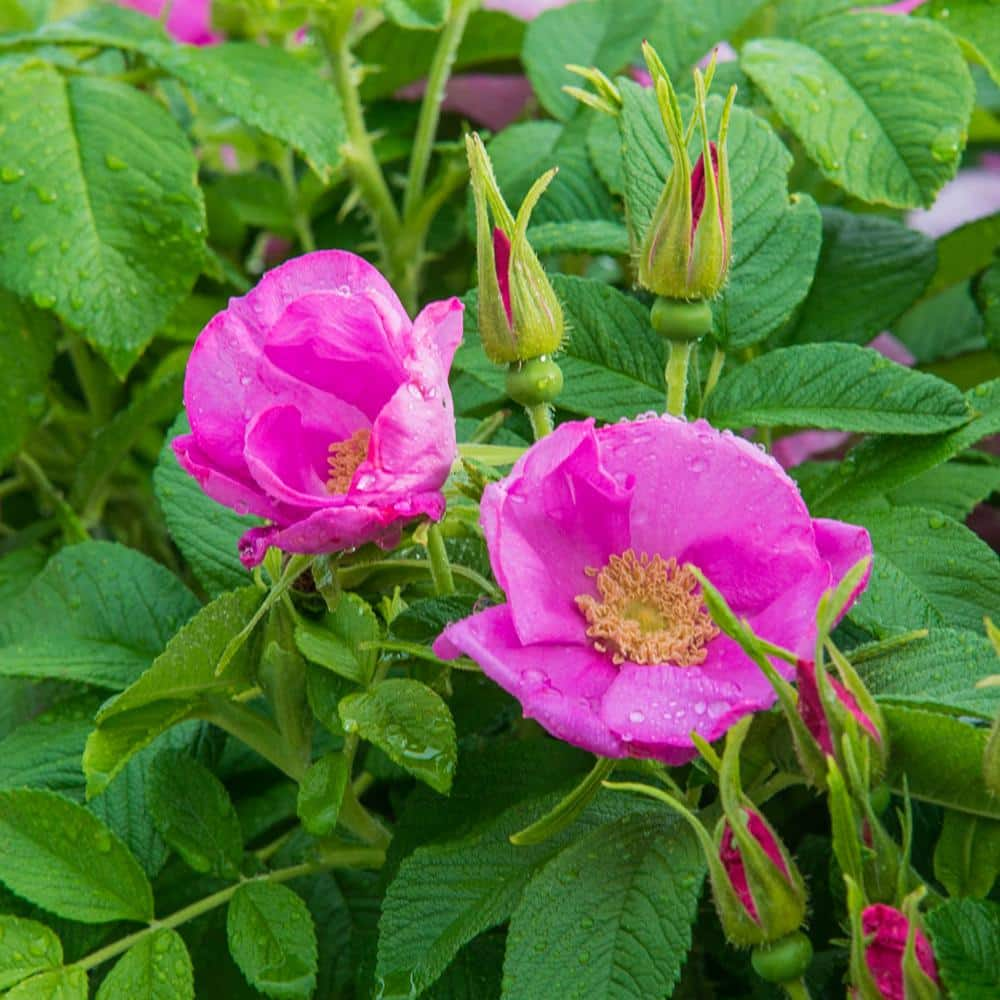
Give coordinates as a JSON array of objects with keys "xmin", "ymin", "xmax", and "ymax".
[
  {"xmin": 426, "ymin": 522, "xmax": 456, "ymax": 596},
  {"xmin": 665, "ymin": 340, "xmax": 693, "ymax": 417},
  {"xmin": 525, "ymin": 403, "xmax": 555, "ymax": 440}
]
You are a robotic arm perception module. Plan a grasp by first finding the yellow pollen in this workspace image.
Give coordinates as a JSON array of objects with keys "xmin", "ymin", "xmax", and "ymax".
[
  {"xmin": 326, "ymin": 429, "xmax": 370, "ymax": 494},
  {"xmin": 575, "ymin": 550, "xmax": 719, "ymax": 666}
]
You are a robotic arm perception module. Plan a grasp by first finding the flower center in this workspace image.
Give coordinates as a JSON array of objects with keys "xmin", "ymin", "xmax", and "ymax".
[
  {"xmin": 326, "ymin": 429, "xmax": 370, "ymax": 494},
  {"xmin": 574, "ymin": 550, "xmax": 719, "ymax": 666}
]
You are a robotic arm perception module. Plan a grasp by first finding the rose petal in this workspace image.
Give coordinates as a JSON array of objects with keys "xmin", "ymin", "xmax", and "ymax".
[
  {"xmin": 813, "ymin": 517, "xmax": 873, "ymax": 618},
  {"xmin": 412, "ymin": 297, "xmax": 465, "ymax": 373},
  {"xmin": 481, "ymin": 421, "xmax": 633, "ymax": 645},
  {"xmin": 434, "ymin": 605, "xmax": 625, "ymax": 757}
]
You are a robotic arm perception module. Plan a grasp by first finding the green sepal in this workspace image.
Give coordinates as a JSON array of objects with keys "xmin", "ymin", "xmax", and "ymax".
[{"xmin": 900, "ymin": 890, "xmax": 942, "ymax": 999}]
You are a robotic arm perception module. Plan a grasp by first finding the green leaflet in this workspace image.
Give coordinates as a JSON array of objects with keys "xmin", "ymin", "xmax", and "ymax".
[
  {"xmin": 4, "ymin": 967, "xmax": 88, "ymax": 1000},
  {"xmin": 523, "ymin": 0, "xmax": 766, "ymax": 121},
  {"xmin": 503, "ymin": 811, "xmax": 705, "ymax": 1000},
  {"xmin": 0, "ymin": 915, "xmax": 62, "ymax": 991},
  {"xmin": 926, "ymin": 899, "xmax": 1000, "ymax": 998},
  {"xmin": 786, "ymin": 207, "xmax": 936, "ymax": 346},
  {"xmin": 933, "ymin": 811, "xmax": 1000, "ymax": 899},
  {"xmin": 148, "ymin": 749, "xmax": 243, "ymax": 880},
  {"xmin": 0, "ymin": 541, "xmax": 200, "ymax": 690},
  {"xmin": 227, "ymin": 882, "xmax": 318, "ymax": 1000},
  {"xmin": 96, "ymin": 929, "xmax": 194, "ymax": 1000},
  {"xmin": 920, "ymin": 0, "xmax": 1000, "ymax": 85},
  {"xmin": 339, "ymin": 679, "xmax": 457, "ymax": 794},
  {"xmin": 742, "ymin": 13, "xmax": 974, "ymax": 208},
  {"xmin": 845, "ymin": 506, "xmax": 1000, "ymax": 636},
  {"xmin": 0, "ymin": 788, "xmax": 153, "ymax": 923},
  {"xmin": 705, "ymin": 344, "xmax": 970, "ymax": 433},
  {"xmin": 0, "ymin": 63, "xmax": 205, "ymax": 376},
  {"xmin": 382, "ymin": 0, "xmax": 447, "ymax": 30},
  {"xmin": 0, "ymin": 289, "xmax": 56, "ymax": 469},
  {"xmin": 618, "ymin": 80, "xmax": 821, "ymax": 349}
]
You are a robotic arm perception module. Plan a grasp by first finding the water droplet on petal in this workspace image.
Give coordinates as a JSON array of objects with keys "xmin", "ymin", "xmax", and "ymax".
[{"xmin": 628, "ymin": 709, "xmax": 645, "ymax": 724}]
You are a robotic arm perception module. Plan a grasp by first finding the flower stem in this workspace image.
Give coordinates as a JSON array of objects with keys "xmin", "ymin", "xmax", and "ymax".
[
  {"xmin": 277, "ymin": 148, "xmax": 317, "ymax": 253},
  {"xmin": 203, "ymin": 699, "xmax": 308, "ymax": 782},
  {"xmin": 426, "ymin": 522, "xmax": 456, "ymax": 596},
  {"xmin": 525, "ymin": 403, "xmax": 555, "ymax": 440},
  {"xmin": 783, "ymin": 979, "xmax": 812, "ymax": 1000},
  {"xmin": 15, "ymin": 453, "xmax": 88, "ymax": 544},
  {"xmin": 74, "ymin": 849, "xmax": 384, "ymax": 974},
  {"xmin": 665, "ymin": 340, "xmax": 694, "ymax": 417},
  {"xmin": 67, "ymin": 337, "xmax": 114, "ymax": 425},
  {"xmin": 402, "ymin": 0, "xmax": 477, "ymax": 223},
  {"xmin": 700, "ymin": 347, "xmax": 726, "ymax": 412}
]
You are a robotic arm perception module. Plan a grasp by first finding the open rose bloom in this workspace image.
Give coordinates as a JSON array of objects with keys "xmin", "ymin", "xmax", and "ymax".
[
  {"xmin": 173, "ymin": 251, "xmax": 462, "ymax": 567},
  {"xmin": 436, "ymin": 417, "xmax": 872, "ymax": 762}
]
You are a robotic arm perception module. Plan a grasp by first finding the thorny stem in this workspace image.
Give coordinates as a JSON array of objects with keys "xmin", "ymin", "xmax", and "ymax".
[{"xmin": 74, "ymin": 849, "xmax": 384, "ymax": 974}]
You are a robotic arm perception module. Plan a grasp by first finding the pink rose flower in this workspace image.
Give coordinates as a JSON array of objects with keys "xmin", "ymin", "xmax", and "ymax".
[
  {"xmin": 719, "ymin": 808, "xmax": 791, "ymax": 922},
  {"xmin": 481, "ymin": 0, "xmax": 575, "ymax": 18},
  {"xmin": 117, "ymin": 0, "xmax": 221, "ymax": 45},
  {"xmin": 861, "ymin": 904, "xmax": 940, "ymax": 999},
  {"xmin": 173, "ymin": 251, "xmax": 463, "ymax": 568},
  {"xmin": 434, "ymin": 417, "xmax": 872, "ymax": 763}
]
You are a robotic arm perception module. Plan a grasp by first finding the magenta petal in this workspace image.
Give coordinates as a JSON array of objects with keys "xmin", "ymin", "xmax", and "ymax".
[
  {"xmin": 482, "ymin": 421, "xmax": 633, "ymax": 646},
  {"xmin": 601, "ymin": 635, "xmax": 777, "ymax": 761},
  {"xmin": 172, "ymin": 434, "xmax": 287, "ymax": 522},
  {"xmin": 434, "ymin": 605, "xmax": 626, "ymax": 757},
  {"xmin": 492, "ymin": 228, "xmax": 514, "ymax": 325},
  {"xmin": 412, "ymin": 297, "xmax": 465, "ymax": 372},
  {"xmin": 262, "ymin": 292, "xmax": 407, "ymax": 422},
  {"xmin": 600, "ymin": 418, "xmax": 819, "ymax": 616},
  {"xmin": 813, "ymin": 517, "xmax": 873, "ymax": 619}
]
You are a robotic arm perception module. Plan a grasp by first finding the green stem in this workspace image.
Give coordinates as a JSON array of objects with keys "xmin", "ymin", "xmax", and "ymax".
[
  {"xmin": 67, "ymin": 338, "xmax": 113, "ymax": 425},
  {"xmin": 426, "ymin": 522, "xmax": 456, "ymax": 596},
  {"xmin": 700, "ymin": 347, "xmax": 726, "ymax": 412},
  {"xmin": 338, "ymin": 784, "xmax": 392, "ymax": 849},
  {"xmin": 402, "ymin": 0, "xmax": 477, "ymax": 223},
  {"xmin": 277, "ymin": 148, "xmax": 317, "ymax": 253},
  {"xmin": 525, "ymin": 403, "xmax": 555, "ymax": 440},
  {"xmin": 203, "ymin": 699, "xmax": 307, "ymax": 782},
  {"xmin": 783, "ymin": 979, "xmax": 811, "ymax": 1000},
  {"xmin": 74, "ymin": 850, "xmax": 383, "ymax": 974},
  {"xmin": 665, "ymin": 340, "xmax": 693, "ymax": 417},
  {"xmin": 337, "ymin": 558, "xmax": 500, "ymax": 597},
  {"xmin": 15, "ymin": 453, "xmax": 88, "ymax": 544},
  {"xmin": 323, "ymin": 19, "xmax": 400, "ymax": 264}
]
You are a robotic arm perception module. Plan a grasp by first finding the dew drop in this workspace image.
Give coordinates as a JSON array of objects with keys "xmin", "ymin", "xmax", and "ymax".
[
  {"xmin": 930, "ymin": 126, "xmax": 961, "ymax": 164},
  {"xmin": 1, "ymin": 165, "xmax": 23, "ymax": 183},
  {"xmin": 104, "ymin": 153, "xmax": 128, "ymax": 171},
  {"xmin": 628, "ymin": 709, "xmax": 645, "ymax": 724}
]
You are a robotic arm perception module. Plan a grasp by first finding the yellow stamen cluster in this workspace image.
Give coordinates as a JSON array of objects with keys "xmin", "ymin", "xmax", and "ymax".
[
  {"xmin": 326, "ymin": 429, "xmax": 370, "ymax": 494},
  {"xmin": 575, "ymin": 550, "xmax": 718, "ymax": 666}
]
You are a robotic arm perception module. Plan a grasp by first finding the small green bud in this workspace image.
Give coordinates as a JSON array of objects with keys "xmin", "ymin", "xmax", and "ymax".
[
  {"xmin": 751, "ymin": 932, "xmax": 813, "ymax": 984},
  {"xmin": 637, "ymin": 44, "xmax": 735, "ymax": 301},
  {"xmin": 506, "ymin": 357, "xmax": 564, "ymax": 407},
  {"xmin": 466, "ymin": 133, "xmax": 564, "ymax": 364}
]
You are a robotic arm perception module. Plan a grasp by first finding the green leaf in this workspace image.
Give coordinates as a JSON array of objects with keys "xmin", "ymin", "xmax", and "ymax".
[
  {"xmin": 978, "ymin": 260, "xmax": 1000, "ymax": 352},
  {"xmin": 358, "ymin": 10, "xmax": 525, "ymax": 99},
  {"xmin": 705, "ymin": 344, "xmax": 970, "ymax": 433},
  {"xmin": 926, "ymin": 211, "xmax": 1000, "ymax": 297},
  {"xmin": 0, "ymin": 916, "xmax": 62, "ymax": 991},
  {"xmin": 148, "ymin": 748, "xmax": 243, "ymax": 879},
  {"xmin": 84, "ymin": 587, "xmax": 263, "ymax": 796},
  {"xmin": 927, "ymin": 899, "xmax": 1000, "ymax": 998},
  {"xmin": 383, "ymin": 0, "xmax": 447, "ymax": 29},
  {"xmin": 742, "ymin": 13, "xmax": 974, "ymax": 208},
  {"xmin": 294, "ymin": 593, "xmax": 380, "ymax": 686},
  {"xmin": 504, "ymin": 812, "xmax": 704, "ymax": 1000},
  {"xmin": 786, "ymin": 208, "xmax": 936, "ymax": 345},
  {"xmin": 887, "ymin": 460, "xmax": 1000, "ymax": 522},
  {"xmin": 0, "ymin": 545, "xmax": 46, "ymax": 606},
  {"xmin": 424, "ymin": 936, "xmax": 504, "ymax": 1000},
  {"xmin": 339, "ymin": 679, "xmax": 456, "ymax": 794},
  {"xmin": 0, "ymin": 788, "xmax": 153, "ymax": 922},
  {"xmin": 153, "ymin": 43, "xmax": 346, "ymax": 179},
  {"xmin": 388, "ymin": 595, "xmax": 478, "ymax": 645},
  {"xmin": 617, "ymin": 80, "xmax": 821, "ymax": 349},
  {"xmin": 920, "ymin": 0, "xmax": 1000, "ymax": 85},
  {"xmin": 808, "ymin": 380, "xmax": 1000, "ymax": 512},
  {"xmin": 0, "ymin": 290, "xmax": 55, "ymax": 469},
  {"xmin": 376, "ymin": 790, "xmax": 634, "ymax": 997},
  {"xmin": 296, "ymin": 752, "xmax": 349, "ymax": 837},
  {"xmin": 933, "ymin": 811, "xmax": 1000, "ymax": 899},
  {"xmin": 0, "ymin": 63, "xmax": 205, "ymax": 376},
  {"xmin": 154, "ymin": 413, "xmax": 257, "ymax": 599},
  {"xmin": 0, "ymin": 700, "xmax": 95, "ymax": 800},
  {"xmin": 4, "ymin": 967, "xmax": 88, "ymax": 1000},
  {"xmin": 96, "ymin": 929, "xmax": 194, "ymax": 1000},
  {"xmin": 526, "ymin": 219, "xmax": 629, "ymax": 256},
  {"xmin": 227, "ymin": 881, "xmax": 318, "ymax": 1000},
  {"xmin": 846, "ymin": 506, "xmax": 1000, "ymax": 636},
  {"xmin": 0, "ymin": 541, "xmax": 200, "ymax": 690},
  {"xmin": 854, "ymin": 628, "xmax": 1000, "ymax": 718},
  {"xmin": 523, "ymin": 0, "xmax": 765, "ymax": 120},
  {"xmin": 883, "ymin": 705, "xmax": 999, "ymax": 819}
]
